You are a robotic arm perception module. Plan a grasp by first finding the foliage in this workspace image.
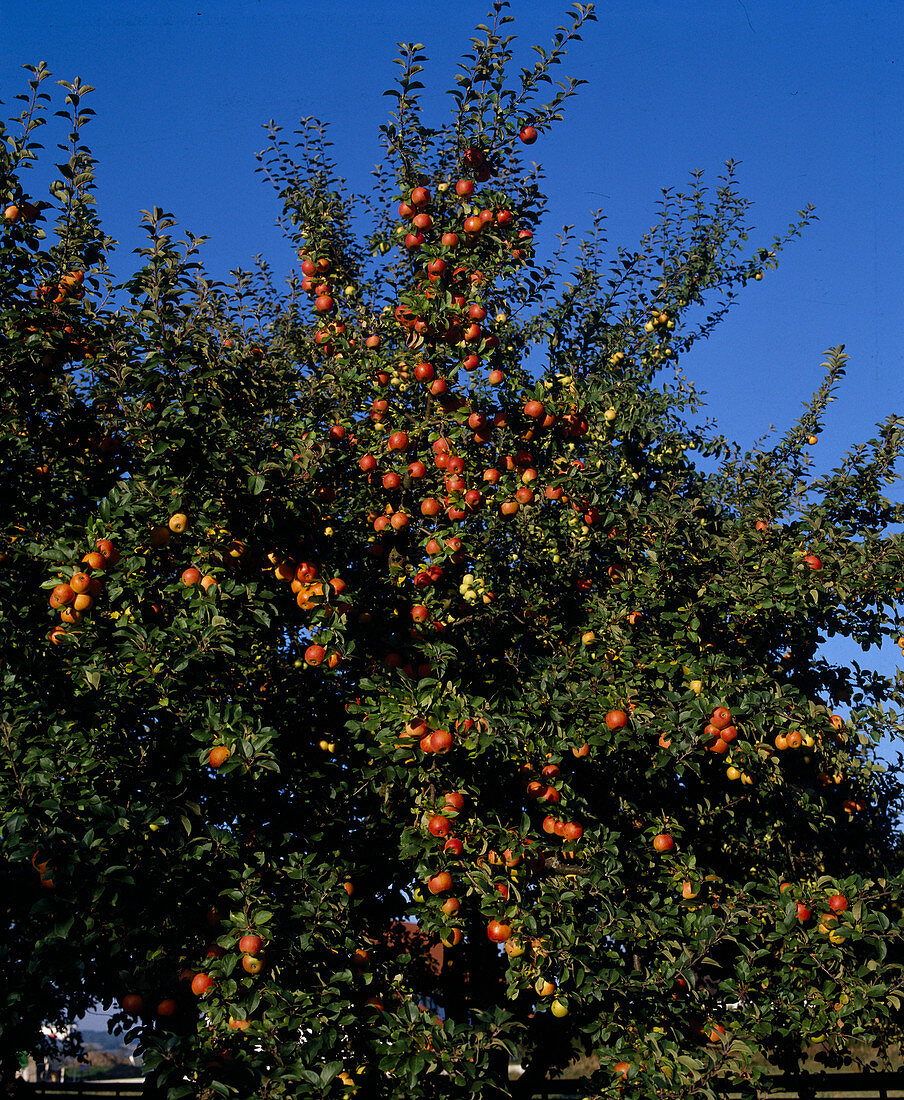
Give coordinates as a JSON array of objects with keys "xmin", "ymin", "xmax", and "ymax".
[{"xmin": 3, "ymin": 6, "xmax": 904, "ymax": 1099}]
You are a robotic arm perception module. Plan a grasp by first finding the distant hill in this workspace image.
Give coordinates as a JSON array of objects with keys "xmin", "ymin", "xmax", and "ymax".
[{"xmin": 78, "ymin": 1028, "xmax": 135, "ymax": 1055}]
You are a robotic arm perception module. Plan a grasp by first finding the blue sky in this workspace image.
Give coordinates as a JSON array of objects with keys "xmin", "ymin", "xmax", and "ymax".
[{"xmin": 3, "ymin": 0, "xmax": 902, "ymax": 691}]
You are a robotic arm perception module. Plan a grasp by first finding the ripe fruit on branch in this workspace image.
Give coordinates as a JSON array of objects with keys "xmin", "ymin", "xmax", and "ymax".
[
  {"xmin": 704, "ymin": 1023, "xmax": 727, "ymax": 1044},
  {"xmin": 803, "ymin": 554, "xmax": 823, "ymax": 570},
  {"xmin": 428, "ymin": 872, "xmax": 452, "ymax": 894},
  {"xmin": 191, "ymin": 973, "xmax": 214, "ymax": 997},
  {"xmin": 818, "ymin": 914, "xmax": 844, "ymax": 943},
  {"xmin": 428, "ymin": 814, "xmax": 451, "ymax": 837},
  {"xmin": 209, "ymin": 746, "xmax": 230, "ymax": 768},
  {"xmin": 238, "ymin": 934, "xmax": 263, "ymax": 955},
  {"xmin": 487, "ymin": 920, "xmax": 511, "ymax": 942},
  {"xmin": 828, "ymin": 894, "xmax": 849, "ymax": 913},
  {"xmin": 441, "ymin": 927, "xmax": 463, "ymax": 948},
  {"xmin": 96, "ymin": 538, "xmax": 120, "ymax": 565},
  {"xmin": 605, "ymin": 710, "xmax": 628, "ymax": 730},
  {"xmin": 796, "ymin": 902, "xmax": 811, "ymax": 921},
  {"xmin": 242, "ymin": 955, "xmax": 264, "ymax": 975},
  {"xmin": 710, "ymin": 707, "xmax": 732, "ymax": 730},
  {"xmin": 429, "ymin": 728, "xmax": 453, "ymax": 753},
  {"xmin": 652, "ymin": 833, "xmax": 674, "ymax": 853},
  {"xmin": 70, "ymin": 571, "xmax": 91, "ymax": 594},
  {"xmin": 168, "ymin": 512, "xmax": 188, "ymax": 534},
  {"xmin": 121, "ymin": 993, "xmax": 144, "ymax": 1015},
  {"xmin": 50, "ymin": 583, "xmax": 75, "ymax": 608},
  {"xmin": 304, "ymin": 644, "xmax": 326, "ymax": 667},
  {"xmin": 519, "ymin": 125, "xmax": 538, "ymax": 144}
]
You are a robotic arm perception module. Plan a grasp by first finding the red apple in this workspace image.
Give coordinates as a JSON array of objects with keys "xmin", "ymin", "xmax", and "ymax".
[
  {"xmin": 710, "ymin": 707, "xmax": 732, "ymax": 731},
  {"xmin": 487, "ymin": 919, "xmax": 511, "ymax": 942},
  {"xmin": 191, "ymin": 973, "xmax": 214, "ymax": 997}
]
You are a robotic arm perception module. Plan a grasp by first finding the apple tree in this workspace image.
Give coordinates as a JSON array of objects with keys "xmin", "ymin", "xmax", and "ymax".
[{"xmin": 3, "ymin": 6, "xmax": 904, "ymax": 1099}]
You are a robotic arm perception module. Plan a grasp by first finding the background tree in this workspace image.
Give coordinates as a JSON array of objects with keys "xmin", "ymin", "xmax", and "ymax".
[{"xmin": 2, "ymin": 6, "xmax": 904, "ymax": 1098}]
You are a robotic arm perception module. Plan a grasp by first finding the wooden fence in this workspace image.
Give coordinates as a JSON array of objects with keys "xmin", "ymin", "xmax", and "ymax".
[
  {"xmin": 531, "ymin": 1074, "xmax": 904, "ymax": 1100},
  {"xmin": 21, "ymin": 1083, "xmax": 144, "ymax": 1099},
  {"xmin": 20, "ymin": 1070, "xmax": 904, "ymax": 1099}
]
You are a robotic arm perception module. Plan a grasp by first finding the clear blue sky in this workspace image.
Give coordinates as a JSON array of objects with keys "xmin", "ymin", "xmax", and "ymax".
[{"xmin": 3, "ymin": 0, "xmax": 902, "ymax": 690}]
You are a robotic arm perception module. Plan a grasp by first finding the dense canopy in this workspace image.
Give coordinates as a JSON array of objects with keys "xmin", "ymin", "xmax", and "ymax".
[{"xmin": 2, "ymin": 6, "xmax": 904, "ymax": 1098}]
